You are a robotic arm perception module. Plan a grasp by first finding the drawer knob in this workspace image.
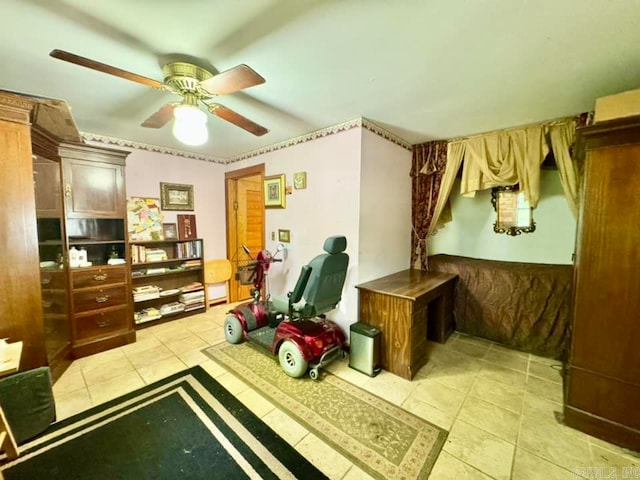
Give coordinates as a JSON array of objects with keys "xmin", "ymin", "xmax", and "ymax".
[
  {"xmin": 95, "ymin": 295, "xmax": 109, "ymax": 303},
  {"xmin": 93, "ymin": 274, "xmax": 108, "ymax": 281},
  {"xmin": 96, "ymin": 319, "xmax": 110, "ymax": 328},
  {"xmin": 41, "ymin": 277, "xmax": 51, "ymax": 285}
]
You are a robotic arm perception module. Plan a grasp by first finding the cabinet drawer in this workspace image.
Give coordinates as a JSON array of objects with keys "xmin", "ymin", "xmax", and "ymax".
[
  {"xmin": 72, "ymin": 266, "xmax": 126, "ymax": 289},
  {"xmin": 73, "ymin": 285, "xmax": 127, "ymax": 313},
  {"xmin": 75, "ymin": 306, "xmax": 129, "ymax": 341}
]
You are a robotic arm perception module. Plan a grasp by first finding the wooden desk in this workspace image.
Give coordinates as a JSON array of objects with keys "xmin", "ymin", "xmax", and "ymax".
[{"xmin": 356, "ymin": 270, "xmax": 457, "ymax": 380}]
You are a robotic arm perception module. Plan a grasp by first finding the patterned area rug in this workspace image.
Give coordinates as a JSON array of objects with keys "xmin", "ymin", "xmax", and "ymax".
[
  {"xmin": 204, "ymin": 342, "xmax": 447, "ymax": 480},
  {"xmin": 1, "ymin": 367, "xmax": 327, "ymax": 479}
]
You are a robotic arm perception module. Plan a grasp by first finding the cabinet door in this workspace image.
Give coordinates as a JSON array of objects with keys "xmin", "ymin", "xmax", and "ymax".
[
  {"xmin": 63, "ymin": 158, "xmax": 125, "ymax": 218},
  {"xmin": 33, "ymin": 156, "xmax": 62, "ymax": 218},
  {"xmin": 0, "ymin": 111, "xmax": 47, "ymax": 370},
  {"xmin": 571, "ymin": 143, "xmax": 640, "ymax": 384}
]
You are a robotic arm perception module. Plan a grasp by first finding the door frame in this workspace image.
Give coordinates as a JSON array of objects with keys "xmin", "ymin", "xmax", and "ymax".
[{"xmin": 225, "ymin": 163, "xmax": 265, "ymax": 302}]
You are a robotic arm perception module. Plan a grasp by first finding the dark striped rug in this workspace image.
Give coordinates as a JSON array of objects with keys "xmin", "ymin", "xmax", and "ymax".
[{"xmin": 0, "ymin": 366, "xmax": 327, "ymax": 479}]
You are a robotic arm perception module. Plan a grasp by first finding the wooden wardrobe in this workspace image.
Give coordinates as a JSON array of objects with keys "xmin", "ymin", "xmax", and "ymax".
[
  {"xmin": 564, "ymin": 115, "xmax": 640, "ymax": 450},
  {"xmin": 0, "ymin": 92, "xmax": 47, "ymax": 371}
]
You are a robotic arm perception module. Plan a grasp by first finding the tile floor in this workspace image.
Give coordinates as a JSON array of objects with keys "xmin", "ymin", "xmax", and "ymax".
[{"xmin": 53, "ymin": 304, "xmax": 639, "ymax": 479}]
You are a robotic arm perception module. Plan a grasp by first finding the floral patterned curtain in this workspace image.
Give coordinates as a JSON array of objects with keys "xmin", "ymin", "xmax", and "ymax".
[{"xmin": 411, "ymin": 140, "xmax": 448, "ymax": 270}]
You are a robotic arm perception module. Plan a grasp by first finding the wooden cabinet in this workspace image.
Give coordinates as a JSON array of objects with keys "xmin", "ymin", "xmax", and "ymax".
[
  {"xmin": 70, "ymin": 265, "xmax": 132, "ymax": 357},
  {"xmin": 34, "ymin": 132, "xmax": 134, "ymax": 360},
  {"xmin": 564, "ymin": 116, "xmax": 640, "ymax": 450},
  {"xmin": 356, "ymin": 269, "xmax": 457, "ymax": 380},
  {"xmin": 60, "ymin": 146, "xmax": 126, "ymax": 218},
  {"xmin": 0, "ymin": 92, "xmax": 47, "ymax": 372},
  {"xmin": 0, "ymin": 91, "xmax": 133, "ymax": 373},
  {"xmin": 59, "ymin": 145, "xmax": 134, "ymax": 358},
  {"xmin": 130, "ymin": 239, "xmax": 205, "ymax": 328}
]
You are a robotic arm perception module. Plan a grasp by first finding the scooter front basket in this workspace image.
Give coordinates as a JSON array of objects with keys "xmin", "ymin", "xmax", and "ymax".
[{"xmin": 236, "ymin": 261, "xmax": 258, "ymax": 285}]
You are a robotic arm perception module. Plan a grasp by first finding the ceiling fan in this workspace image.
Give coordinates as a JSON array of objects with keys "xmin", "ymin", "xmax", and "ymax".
[{"xmin": 49, "ymin": 49, "xmax": 268, "ymax": 146}]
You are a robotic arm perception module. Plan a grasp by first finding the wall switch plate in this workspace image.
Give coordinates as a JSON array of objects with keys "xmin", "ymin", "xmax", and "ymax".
[{"xmin": 271, "ymin": 231, "xmax": 275, "ymax": 240}]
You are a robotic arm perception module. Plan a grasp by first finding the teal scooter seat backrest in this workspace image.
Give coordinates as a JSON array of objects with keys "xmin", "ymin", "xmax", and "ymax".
[{"xmin": 301, "ymin": 235, "xmax": 349, "ymax": 316}]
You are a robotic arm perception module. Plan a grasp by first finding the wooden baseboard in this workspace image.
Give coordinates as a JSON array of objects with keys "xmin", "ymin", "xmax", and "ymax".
[
  {"xmin": 564, "ymin": 404, "xmax": 640, "ymax": 451},
  {"xmin": 208, "ymin": 297, "xmax": 229, "ymax": 307}
]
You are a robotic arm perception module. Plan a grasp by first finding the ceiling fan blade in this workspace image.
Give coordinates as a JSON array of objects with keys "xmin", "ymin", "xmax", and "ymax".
[
  {"xmin": 141, "ymin": 103, "xmax": 176, "ymax": 128},
  {"xmin": 50, "ymin": 49, "xmax": 165, "ymax": 90},
  {"xmin": 208, "ymin": 103, "xmax": 268, "ymax": 136},
  {"xmin": 199, "ymin": 64, "xmax": 265, "ymax": 96}
]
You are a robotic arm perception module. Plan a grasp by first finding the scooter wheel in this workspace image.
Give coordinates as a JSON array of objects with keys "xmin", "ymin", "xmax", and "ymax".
[
  {"xmin": 224, "ymin": 315, "xmax": 244, "ymax": 344},
  {"xmin": 309, "ymin": 368, "xmax": 319, "ymax": 381},
  {"xmin": 278, "ymin": 341, "xmax": 308, "ymax": 378}
]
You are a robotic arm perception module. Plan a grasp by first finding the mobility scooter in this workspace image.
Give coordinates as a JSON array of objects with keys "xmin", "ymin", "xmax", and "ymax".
[{"xmin": 223, "ymin": 236, "xmax": 349, "ymax": 380}]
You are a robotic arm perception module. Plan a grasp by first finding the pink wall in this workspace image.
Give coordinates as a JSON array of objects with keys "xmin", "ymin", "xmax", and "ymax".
[
  {"xmin": 359, "ymin": 128, "xmax": 412, "ymax": 282},
  {"xmin": 238, "ymin": 127, "xmax": 362, "ymax": 331},
  {"xmin": 236, "ymin": 126, "xmax": 413, "ymax": 334}
]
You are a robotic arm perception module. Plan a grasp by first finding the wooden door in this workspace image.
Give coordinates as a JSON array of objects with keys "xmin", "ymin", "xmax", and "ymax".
[{"xmin": 226, "ymin": 165, "xmax": 265, "ymax": 302}]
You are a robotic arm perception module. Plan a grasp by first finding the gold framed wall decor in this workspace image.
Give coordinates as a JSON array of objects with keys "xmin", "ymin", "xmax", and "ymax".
[
  {"xmin": 160, "ymin": 182, "xmax": 194, "ymax": 211},
  {"xmin": 293, "ymin": 172, "xmax": 307, "ymax": 189},
  {"xmin": 264, "ymin": 174, "xmax": 286, "ymax": 208},
  {"xmin": 491, "ymin": 185, "xmax": 536, "ymax": 236},
  {"xmin": 278, "ymin": 229, "xmax": 291, "ymax": 243}
]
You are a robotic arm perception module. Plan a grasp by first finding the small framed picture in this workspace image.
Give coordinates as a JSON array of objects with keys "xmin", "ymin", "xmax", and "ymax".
[
  {"xmin": 278, "ymin": 229, "xmax": 291, "ymax": 243},
  {"xmin": 162, "ymin": 223, "xmax": 178, "ymax": 240},
  {"xmin": 264, "ymin": 174, "xmax": 286, "ymax": 209},
  {"xmin": 293, "ymin": 172, "xmax": 307, "ymax": 189},
  {"xmin": 160, "ymin": 182, "xmax": 194, "ymax": 211},
  {"xmin": 177, "ymin": 214, "xmax": 198, "ymax": 240}
]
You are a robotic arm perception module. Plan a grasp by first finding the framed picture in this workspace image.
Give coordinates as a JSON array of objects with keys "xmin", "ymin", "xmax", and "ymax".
[
  {"xmin": 177, "ymin": 214, "xmax": 198, "ymax": 240},
  {"xmin": 293, "ymin": 172, "xmax": 307, "ymax": 189},
  {"xmin": 278, "ymin": 229, "xmax": 291, "ymax": 243},
  {"xmin": 162, "ymin": 223, "xmax": 178, "ymax": 240},
  {"xmin": 264, "ymin": 174, "xmax": 286, "ymax": 209},
  {"xmin": 160, "ymin": 182, "xmax": 194, "ymax": 211}
]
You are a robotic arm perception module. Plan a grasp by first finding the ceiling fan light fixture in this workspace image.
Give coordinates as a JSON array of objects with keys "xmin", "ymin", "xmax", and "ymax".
[{"xmin": 172, "ymin": 104, "xmax": 208, "ymax": 146}]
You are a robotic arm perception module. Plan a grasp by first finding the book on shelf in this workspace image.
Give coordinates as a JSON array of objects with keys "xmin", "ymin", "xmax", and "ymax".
[
  {"xmin": 130, "ymin": 245, "xmax": 168, "ymax": 264},
  {"xmin": 145, "ymin": 248, "xmax": 168, "ymax": 262},
  {"xmin": 179, "ymin": 290, "xmax": 205, "ymax": 303},
  {"xmin": 184, "ymin": 302, "xmax": 205, "ymax": 312},
  {"xmin": 175, "ymin": 240, "xmax": 202, "ymax": 259},
  {"xmin": 145, "ymin": 267, "xmax": 167, "ymax": 275},
  {"xmin": 180, "ymin": 282, "xmax": 203, "ymax": 293},
  {"xmin": 182, "ymin": 259, "xmax": 202, "ymax": 269},
  {"xmin": 160, "ymin": 302, "xmax": 185, "ymax": 316},
  {"xmin": 134, "ymin": 307, "xmax": 162, "ymax": 324},
  {"xmin": 133, "ymin": 285, "xmax": 160, "ymax": 302}
]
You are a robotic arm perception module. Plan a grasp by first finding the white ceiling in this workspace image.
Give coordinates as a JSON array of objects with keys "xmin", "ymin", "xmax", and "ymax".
[{"xmin": 2, "ymin": 0, "xmax": 640, "ymax": 159}]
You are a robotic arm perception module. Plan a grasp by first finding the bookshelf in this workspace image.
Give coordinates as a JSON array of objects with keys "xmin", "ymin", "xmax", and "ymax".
[{"xmin": 130, "ymin": 239, "xmax": 205, "ymax": 328}]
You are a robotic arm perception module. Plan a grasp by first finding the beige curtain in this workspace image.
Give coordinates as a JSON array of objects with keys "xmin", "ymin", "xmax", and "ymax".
[
  {"xmin": 459, "ymin": 126, "xmax": 548, "ymax": 207},
  {"xmin": 549, "ymin": 121, "xmax": 579, "ymax": 217},
  {"xmin": 428, "ymin": 141, "xmax": 466, "ymax": 236}
]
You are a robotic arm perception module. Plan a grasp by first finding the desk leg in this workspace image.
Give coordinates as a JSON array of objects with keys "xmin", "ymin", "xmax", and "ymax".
[{"xmin": 0, "ymin": 405, "xmax": 18, "ymax": 460}]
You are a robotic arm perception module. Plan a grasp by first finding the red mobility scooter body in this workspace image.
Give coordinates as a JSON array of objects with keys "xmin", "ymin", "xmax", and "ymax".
[{"xmin": 224, "ymin": 240, "xmax": 347, "ymax": 380}]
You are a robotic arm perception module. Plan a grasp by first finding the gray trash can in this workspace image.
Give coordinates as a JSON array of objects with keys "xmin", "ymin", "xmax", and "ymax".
[{"xmin": 349, "ymin": 322, "xmax": 381, "ymax": 377}]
